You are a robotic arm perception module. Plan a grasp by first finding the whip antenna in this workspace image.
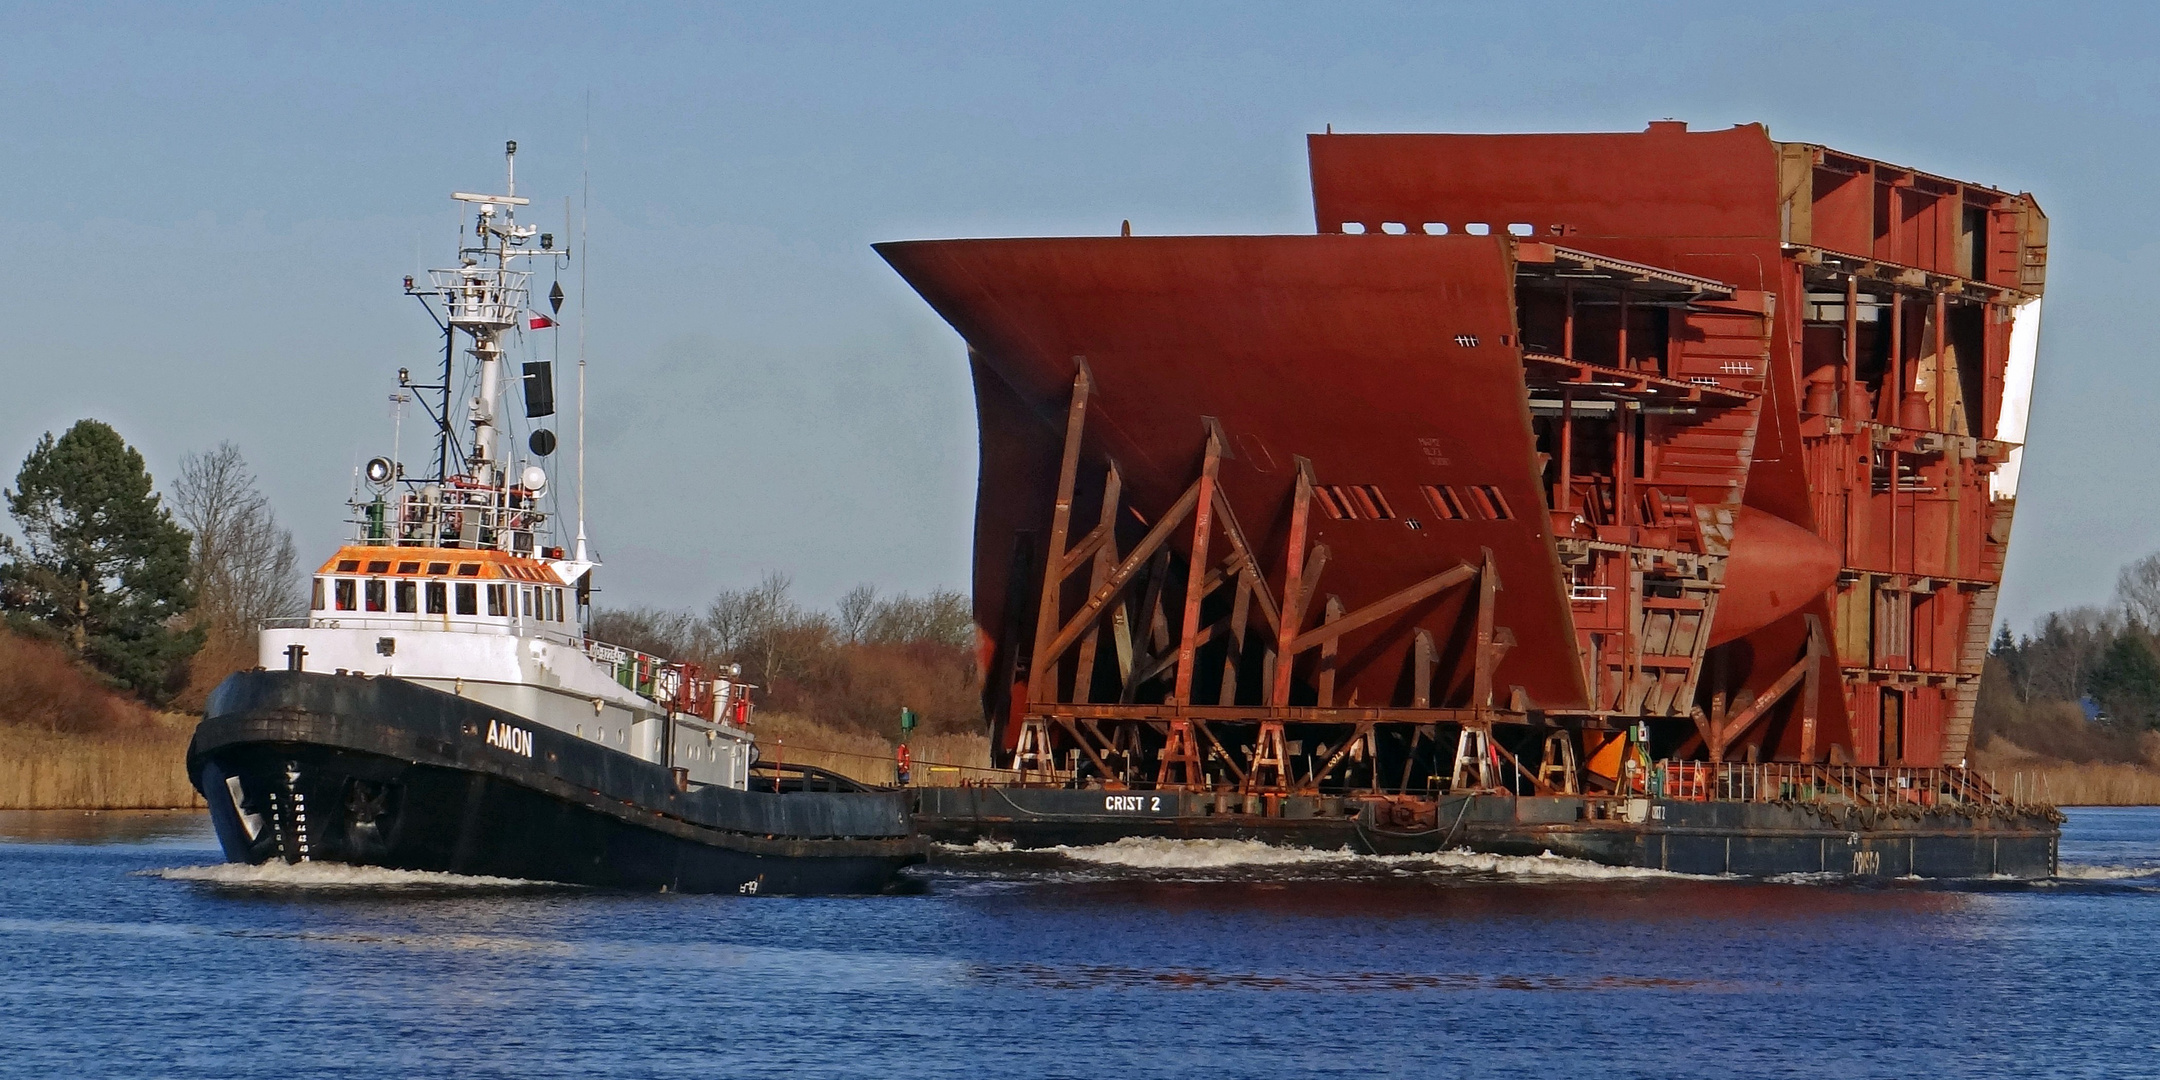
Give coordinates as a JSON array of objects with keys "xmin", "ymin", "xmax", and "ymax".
[{"xmin": 575, "ymin": 99, "xmax": 590, "ymax": 565}]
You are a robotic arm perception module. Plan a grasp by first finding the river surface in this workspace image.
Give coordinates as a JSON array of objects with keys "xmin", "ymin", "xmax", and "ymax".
[{"xmin": 1, "ymin": 807, "xmax": 2155, "ymax": 1079}]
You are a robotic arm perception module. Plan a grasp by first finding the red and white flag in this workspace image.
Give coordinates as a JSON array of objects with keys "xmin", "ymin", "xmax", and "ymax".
[{"xmin": 528, "ymin": 313, "xmax": 556, "ymax": 330}]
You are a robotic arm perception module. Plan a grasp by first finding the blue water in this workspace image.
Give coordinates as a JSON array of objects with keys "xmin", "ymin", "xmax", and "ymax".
[{"xmin": 2, "ymin": 809, "xmax": 2156, "ymax": 1079}]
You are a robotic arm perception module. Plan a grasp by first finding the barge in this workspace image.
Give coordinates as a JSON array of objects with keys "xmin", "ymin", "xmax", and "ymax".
[{"xmin": 915, "ymin": 766, "xmax": 2059, "ymax": 879}]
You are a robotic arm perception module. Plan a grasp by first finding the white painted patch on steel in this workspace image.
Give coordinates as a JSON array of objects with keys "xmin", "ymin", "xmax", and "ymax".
[{"xmin": 1992, "ymin": 297, "xmax": 2043, "ymax": 499}]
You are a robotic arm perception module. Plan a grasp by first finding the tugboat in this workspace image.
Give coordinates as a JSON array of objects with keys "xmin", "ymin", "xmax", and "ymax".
[{"xmin": 189, "ymin": 143, "xmax": 925, "ymax": 894}]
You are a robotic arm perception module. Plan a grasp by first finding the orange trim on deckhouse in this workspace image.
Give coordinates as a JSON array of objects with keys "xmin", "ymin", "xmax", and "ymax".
[{"xmin": 316, "ymin": 545, "xmax": 565, "ymax": 582}]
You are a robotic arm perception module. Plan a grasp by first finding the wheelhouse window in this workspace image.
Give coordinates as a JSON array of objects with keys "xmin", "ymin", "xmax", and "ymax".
[
  {"xmin": 426, "ymin": 581, "xmax": 448, "ymax": 615},
  {"xmin": 455, "ymin": 582, "xmax": 478, "ymax": 615},
  {"xmin": 364, "ymin": 579, "xmax": 387, "ymax": 612},
  {"xmin": 487, "ymin": 584, "xmax": 509, "ymax": 617},
  {"xmin": 520, "ymin": 587, "xmax": 534, "ymax": 618},
  {"xmin": 312, "ymin": 579, "xmax": 326, "ymax": 611},
  {"xmin": 395, "ymin": 581, "xmax": 418, "ymax": 613},
  {"xmin": 334, "ymin": 579, "xmax": 357, "ymax": 611}
]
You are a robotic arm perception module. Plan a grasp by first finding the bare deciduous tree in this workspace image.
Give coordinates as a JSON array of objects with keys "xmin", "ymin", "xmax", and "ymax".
[
  {"xmin": 2119, "ymin": 551, "xmax": 2160, "ymax": 631},
  {"xmin": 861, "ymin": 587, "xmax": 972, "ymax": 648},
  {"xmin": 589, "ymin": 606, "xmax": 708, "ymax": 663},
  {"xmin": 171, "ymin": 443, "xmax": 302, "ymax": 640},
  {"xmin": 836, "ymin": 584, "xmax": 876, "ymax": 644},
  {"xmin": 704, "ymin": 572, "xmax": 834, "ymax": 687}
]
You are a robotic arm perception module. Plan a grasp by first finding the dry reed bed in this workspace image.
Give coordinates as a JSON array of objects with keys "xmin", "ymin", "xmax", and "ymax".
[
  {"xmin": 0, "ymin": 722, "xmax": 204, "ymax": 810},
  {"xmin": 750, "ymin": 712, "xmax": 997, "ymax": 787},
  {"xmin": 0, "ymin": 708, "xmax": 987, "ymax": 809},
  {"xmin": 1973, "ymin": 740, "xmax": 2160, "ymax": 806},
  {"xmin": 1978, "ymin": 760, "xmax": 2160, "ymax": 806}
]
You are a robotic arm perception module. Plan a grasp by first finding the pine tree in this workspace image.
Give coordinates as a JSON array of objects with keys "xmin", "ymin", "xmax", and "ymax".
[
  {"xmin": 2086, "ymin": 632, "xmax": 2160, "ymax": 729},
  {"xmin": 0, "ymin": 420, "xmax": 201, "ymax": 701}
]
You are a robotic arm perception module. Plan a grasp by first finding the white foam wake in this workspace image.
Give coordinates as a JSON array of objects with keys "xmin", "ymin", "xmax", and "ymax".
[
  {"xmin": 147, "ymin": 861, "xmax": 547, "ymax": 890},
  {"xmin": 1028, "ymin": 837, "xmax": 1682, "ymax": 879},
  {"xmin": 2055, "ymin": 863, "xmax": 2160, "ymax": 881}
]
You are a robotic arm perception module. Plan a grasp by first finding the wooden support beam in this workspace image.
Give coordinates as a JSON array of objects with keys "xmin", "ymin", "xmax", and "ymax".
[
  {"xmin": 1155, "ymin": 721, "xmax": 1204, "ymax": 789},
  {"xmin": 1308, "ymin": 721, "xmax": 1373, "ymax": 790},
  {"xmin": 1210, "ymin": 486, "xmax": 1281, "ymax": 633},
  {"xmin": 1706, "ymin": 643, "xmax": 1817, "ymax": 762},
  {"xmin": 1190, "ymin": 719, "xmax": 1246, "ymax": 787},
  {"xmin": 1285, "ymin": 562, "xmax": 1477, "ymax": 656},
  {"xmin": 1399, "ymin": 723, "xmax": 1437, "ymax": 793},
  {"xmin": 1029, "ymin": 364, "xmax": 1091, "ymax": 705},
  {"xmin": 1123, "ymin": 548, "xmax": 1174, "ymax": 703},
  {"xmin": 1491, "ymin": 736, "xmax": 1554, "ymax": 796},
  {"xmin": 1472, "ymin": 549, "xmax": 1501, "ymax": 710},
  {"xmin": 1055, "ymin": 521, "xmax": 1112, "ymax": 581},
  {"xmin": 1315, "ymin": 595, "xmax": 1344, "ymax": 706},
  {"xmin": 1047, "ymin": 703, "xmax": 1516, "ymax": 724},
  {"xmin": 1271, "ymin": 458, "xmax": 1317, "ymax": 706},
  {"xmin": 1216, "ymin": 569, "xmax": 1254, "ymax": 705},
  {"xmin": 1173, "ymin": 429, "xmax": 1224, "ymax": 705},
  {"xmin": 1411, "ymin": 628, "xmax": 1436, "ymax": 709},
  {"xmin": 1053, "ymin": 715, "xmax": 1120, "ymax": 785},
  {"xmin": 1070, "ymin": 464, "xmax": 1122, "ymax": 706},
  {"xmin": 1039, "ymin": 479, "xmax": 1203, "ymax": 666},
  {"xmin": 1294, "ymin": 545, "xmax": 1332, "ymax": 630},
  {"xmin": 1136, "ymin": 614, "xmax": 1220, "ymax": 686}
]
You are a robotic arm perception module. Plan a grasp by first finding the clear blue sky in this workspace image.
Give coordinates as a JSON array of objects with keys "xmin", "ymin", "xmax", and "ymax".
[{"xmin": 1, "ymin": 1, "xmax": 2150, "ymax": 634}]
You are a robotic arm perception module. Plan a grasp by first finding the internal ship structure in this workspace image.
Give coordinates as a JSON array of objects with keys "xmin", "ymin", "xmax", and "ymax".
[{"xmin": 880, "ymin": 121, "xmax": 2047, "ymax": 798}]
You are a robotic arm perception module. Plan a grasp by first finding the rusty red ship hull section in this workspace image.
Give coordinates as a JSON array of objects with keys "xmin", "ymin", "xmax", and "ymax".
[{"xmin": 879, "ymin": 121, "xmax": 2046, "ymax": 794}]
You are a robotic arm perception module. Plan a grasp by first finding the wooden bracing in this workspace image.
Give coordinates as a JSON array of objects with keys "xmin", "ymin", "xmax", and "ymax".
[
  {"xmin": 1010, "ymin": 369, "xmax": 1525, "ymax": 791},
  {"xmin": 1689, "ymin": 615, "xmax": 1828, "ymax": 764}
]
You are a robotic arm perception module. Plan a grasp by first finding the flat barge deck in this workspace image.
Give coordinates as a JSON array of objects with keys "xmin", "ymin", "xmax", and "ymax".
[{"xmin": 916, "ymin": 765, "xmax": 2059, "ymax": 879}]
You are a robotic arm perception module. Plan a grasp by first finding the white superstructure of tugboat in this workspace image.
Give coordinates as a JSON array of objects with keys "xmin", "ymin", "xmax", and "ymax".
[{"xmin": 190, "ymin": 144, "xmax": 924, "ymax": 893}]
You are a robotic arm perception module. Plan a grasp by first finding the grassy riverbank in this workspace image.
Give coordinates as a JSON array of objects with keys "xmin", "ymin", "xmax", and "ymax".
[
  {"xmin": 0, "ymin": 719, "xmax": 204, "ymax": 810},
  {"xmin": 0, "ymin": 710, "xmax": 987, "ymax": 809},
  {"xmin": 1972, "ymin": 739, "xmax": 2160, "ymax": 806},
  {"xmin": 751, "ymin": 711, "xmax": 997, "ymax": 786},
  {"xmin": 0, "ymin": 631, "xmax": 205, "ymax": 809}
]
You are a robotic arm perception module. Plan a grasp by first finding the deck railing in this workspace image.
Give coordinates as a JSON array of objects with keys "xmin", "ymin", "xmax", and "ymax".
[{"xmin": 1636, "ymin": 761, "xmax": 2046, "ymax": 811}]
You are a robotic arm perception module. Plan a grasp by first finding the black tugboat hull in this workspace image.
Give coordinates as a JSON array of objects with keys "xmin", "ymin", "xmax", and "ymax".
[{"xmin": 191, "ymin": 671, "xmax": 925, "ymax": 895}]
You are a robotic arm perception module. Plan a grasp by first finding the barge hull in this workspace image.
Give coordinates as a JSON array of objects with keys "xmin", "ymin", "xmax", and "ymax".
[
  {"xmin": 192, "ymin": 671, "xmax": 926, "ymax": 895},
  {"xmin": 914, "ymin": 788, "xmax": 2059, "ymax": 879}
]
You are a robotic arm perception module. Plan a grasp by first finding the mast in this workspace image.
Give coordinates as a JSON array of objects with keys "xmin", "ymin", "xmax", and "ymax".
[{"xmin": 391, "ymin": 140, "xmax": 571, "ymax": 555}]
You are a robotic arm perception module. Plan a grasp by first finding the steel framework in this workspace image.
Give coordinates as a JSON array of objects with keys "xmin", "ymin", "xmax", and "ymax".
[{"xmin": 880, "ymin": 120, "xmax": 2046, "ymax": 795}]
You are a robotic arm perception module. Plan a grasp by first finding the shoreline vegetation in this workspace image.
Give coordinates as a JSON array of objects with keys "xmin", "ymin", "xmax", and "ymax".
[
  {"xmin": 1971, "ymin": 740, "xmax": 2160, "ymax": 806},
  {"xmin": 0, "ymin": 720, "xmax": 204, "ymax": 811},
  {"xmin": 11, "ymin": 716, "xmax": 2160, "ymax": 809},
  {"xmin": 0, "ymin": 707, "xmax": 988, "ymax": 811}
]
